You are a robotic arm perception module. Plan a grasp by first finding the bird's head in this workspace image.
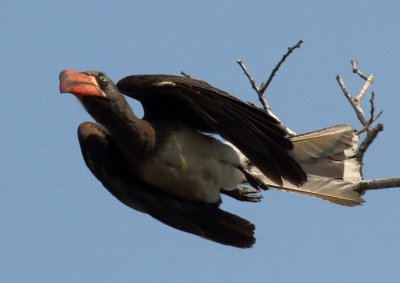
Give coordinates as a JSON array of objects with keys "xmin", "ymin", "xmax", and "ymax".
[
  {"xmin": 59, "ymin": 69, "xmax": 117, "ymax": 99},
  {"xmin": 59, "ymin": 69, "xmax": 134, "ymax": 127}
]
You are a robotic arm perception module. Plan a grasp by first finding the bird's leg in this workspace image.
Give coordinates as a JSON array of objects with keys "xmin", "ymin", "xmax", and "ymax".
[
  {"xmin": 221, "ymin": 186, "xmax": 263, "ymax": 203},
  {"xmin": 238, "ymin": 165, "xmax": 269, "ymax": 191},
  {"xmin": 222, "ymin": 165, "xmax": 268, "ymax": 202}
]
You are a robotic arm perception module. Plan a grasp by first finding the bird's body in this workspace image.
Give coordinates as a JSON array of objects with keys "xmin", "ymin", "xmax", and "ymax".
[
  {"xmin": 137, "ymin": 125, "xmax": 244, "ymax": 203},
  {"xmin": 77, "ymin": 121, "xmax": 256, "ymax": 248},
  {"xmin": 59, "ymin": 69, "xmax": 364, "ymax": 248},
  {"xmin": 102, "ymin": 113, "xmax": 245, "ymax": 203},
  {"xmin": 60, "ymin": 70, "xmax": 306, "ymax": 204},
  {"xmin": 60, "ymin": 70, "xmax": 255, "ymax": 203}
]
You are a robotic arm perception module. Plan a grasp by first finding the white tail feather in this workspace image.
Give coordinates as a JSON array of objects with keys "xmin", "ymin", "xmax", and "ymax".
[
  {"xmin": 289, "ymin": 124, "xmax": 362, "ymax": 183},
  {"xmin": 252, "ymin": 173, "xmax": 364, "ymax": 206},
  {"xmin": 229, "ymin": 125, "xmax": 364, "ymax": 206}
]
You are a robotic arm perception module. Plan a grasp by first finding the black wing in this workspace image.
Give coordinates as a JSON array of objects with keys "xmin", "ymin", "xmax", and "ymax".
[
  {"xmin": 117, "ymin": 74, "xmax": 306, "ymax": 186},
  {"xmin": 77, "ymin": 122, "xmax": 255, "ymax": 248}
]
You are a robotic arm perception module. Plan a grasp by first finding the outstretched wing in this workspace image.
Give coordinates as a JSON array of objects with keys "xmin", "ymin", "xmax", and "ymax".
[
  {"xmin": 117, "ymin": 74, "xmax": 306, "ymax": 186},
  {"xmin": 77, "ymin": 121, "xmax": 255, "ymax": 248}
]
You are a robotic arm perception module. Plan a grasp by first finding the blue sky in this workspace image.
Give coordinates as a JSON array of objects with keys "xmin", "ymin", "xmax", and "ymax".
[{"xmin": 1, "ymin": 1, "xmax": 399, "ymax": 282}]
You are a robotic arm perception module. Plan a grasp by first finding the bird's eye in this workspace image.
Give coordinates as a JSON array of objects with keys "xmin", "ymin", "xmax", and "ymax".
[{"xmin": 98, "ymin": 75, "xmax": 108, "ymax": 83}]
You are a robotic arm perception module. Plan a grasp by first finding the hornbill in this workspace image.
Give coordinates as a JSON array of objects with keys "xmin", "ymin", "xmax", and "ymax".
[{"xmin": 59, "ymin": 70, "xmax": 363, "ymax": 248}]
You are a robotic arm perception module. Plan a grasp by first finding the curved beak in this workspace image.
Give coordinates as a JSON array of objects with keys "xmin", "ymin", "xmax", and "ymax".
[{"xmin": 59, "ymin": 70, "xmax": 106, "ymax": 98}]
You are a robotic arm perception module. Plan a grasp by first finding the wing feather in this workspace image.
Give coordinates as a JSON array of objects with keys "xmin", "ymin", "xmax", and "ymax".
[
  {"xmin": 117, "ymin": 75, "xmax": 306, "ymax": 186},
  {"xmin": 77, "ymin": 122, "xmax": 255, "ymax": 248}
]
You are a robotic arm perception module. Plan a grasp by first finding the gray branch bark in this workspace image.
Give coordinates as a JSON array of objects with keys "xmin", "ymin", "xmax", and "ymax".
[
  {"xmin": 357, "ymin": 178, "xmax": 400, "ymax": 192},
  {"xmin": 237, "ymin": 46, "xmax": 400, "ymax": 195}
]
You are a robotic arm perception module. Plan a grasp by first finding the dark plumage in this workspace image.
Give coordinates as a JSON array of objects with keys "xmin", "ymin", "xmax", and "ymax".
[
  {"xmin": 117, "ymin": 74, "xmax": 307, "ymax": 186},
  {"xmin": 78, "ymin": 122, "xmax": 255, "ymax": 248},
  {"xmin": 59, "ymin": 69, "xmax": 309, "ymax": 247}
]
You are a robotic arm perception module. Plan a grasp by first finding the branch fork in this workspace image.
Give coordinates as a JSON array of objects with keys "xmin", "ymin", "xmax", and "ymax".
[
  {"xmin": 237, "ymin": 40, "xmax": 303, "ymax": 136},
  {"xmin": 336, "ymin": 60, "xmax": 383, "ymax": 162},
  {"xmin": 237, "ymin": 42, "xmax": 399, "ymax": 195}
]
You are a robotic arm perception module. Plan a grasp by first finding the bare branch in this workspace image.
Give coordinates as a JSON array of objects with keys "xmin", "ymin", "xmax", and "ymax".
[
  {"xmin": 336, "ymin": 75, "xmax": 368, "ymax": 126},
  {"xmin": 260, "ymin": 40, "xmax": 303, "ymax": 94},
  {"xmin": 350, "ymin": 59, "xmax": 375, "ymax": 104},
  {"xmin": 237, "ymin": 48, "xmax": 400, "ymax": 197},
  {"xmin": 337, "ymin": 60, "xmax": 387, "ymax": 164},
  {"xmin": 368, "ymin": 92, "xmax": 383, "ymax": 125},
  {"xmin": 355, "ymin": 74, "xmax": 374, "ymax": 102},
  {"xmin": 357, "ymin": 178, "xmax": 400, "ymax": 193},
  {"xmin": 355, "ymin": 123, "xmax": 384, "ymax": 161},
  {"xmin": 237, "ymin": 40, "xmax": 303, "ymax": 136},
  {"xmin": 351, "ymin": 59, "xmax": 369, "ymax": 80},
  {"xmin": 236, "ymin": 60, "xmax": 269, "ymax": 111},
  {"xmin": 237, "ymin": 59, "xmax": 296, "ymax": 136},
  {"xmin": 180, "ymin": 71, "xmax": 191, "ymax": 78}
]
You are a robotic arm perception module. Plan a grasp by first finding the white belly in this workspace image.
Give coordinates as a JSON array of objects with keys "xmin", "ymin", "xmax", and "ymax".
[{"xmin": 140, "ymin": 127, "xmax": 245, "ymax": 203}]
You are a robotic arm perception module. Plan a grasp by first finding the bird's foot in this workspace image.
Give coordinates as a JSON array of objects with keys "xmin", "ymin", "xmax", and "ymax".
[
  {"xmin": 238, "ymin": 166, "xmax": 269, "ymax": 191},
  {"xmin": 222, "ymin": 186, "xmax": 263, "ymax": 203}
]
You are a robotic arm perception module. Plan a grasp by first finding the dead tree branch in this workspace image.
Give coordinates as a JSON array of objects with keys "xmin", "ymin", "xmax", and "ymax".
[
  {"xmin": 236, "ymin": 60, "xmax": 269, "ymax": 111},
  {"xmin": 260, "ymin": 40, "xmax": 303, "ymax": 94},
  {"xmin": 351, "ymin": 59, "xmax": 369, "ymax": 80},
  {"xmin": 180, "ymin": 71, "xmax": 191, "ymax": 78},
  {"xmin": 357, "ymin": 178, "xmax": 400, "ymax": 192},
  {"xmin": 337, "ymin": 60, "xmax": 399, "ymax": 192},
  {"xmin": 238, "ymin": 44, "xmax": 399, "ymax": 196},
  {"xmin": 237, "ymin": 40, "xmax": 303, "ymax": 136},
  {"xmin": 336, "ymin": 75, "xmax": 369, "ymax": 126},
  {"xmin": 355, "ymin": 123, "xmax": 384, "ymax": 161},
  {"xmin": 336, "ymin": 61, "xmax": 384, "ymax": 162}
]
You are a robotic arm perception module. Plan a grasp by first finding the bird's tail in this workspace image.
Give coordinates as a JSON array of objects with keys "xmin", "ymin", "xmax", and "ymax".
[{"xmin": 250, "ymin": 125, "xmax": 364, "ymax": 206}]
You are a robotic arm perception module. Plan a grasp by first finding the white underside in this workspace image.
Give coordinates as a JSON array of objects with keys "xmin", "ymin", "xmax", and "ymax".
[
  {"xmin": 137, "ymin": 124, "xmax": 363, "ymax": 206},
  {"xmin": 140, "ymin": 127, "xmax": 245, "ymax": 203}
]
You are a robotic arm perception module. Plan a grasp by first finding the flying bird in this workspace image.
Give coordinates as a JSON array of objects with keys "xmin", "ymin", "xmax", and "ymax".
[
  {"xmin": 59, "ymin": 70, "xmax": 363, "ymax": 248},
  {"xmin": 77, "ymin": 121, "xmax": 256, "ymax": 248}
]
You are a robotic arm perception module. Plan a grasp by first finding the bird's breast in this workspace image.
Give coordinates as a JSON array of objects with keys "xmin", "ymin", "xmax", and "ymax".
[{"xmin": 138, "ymin": 126, "xmax": 245, "ymax": 203}]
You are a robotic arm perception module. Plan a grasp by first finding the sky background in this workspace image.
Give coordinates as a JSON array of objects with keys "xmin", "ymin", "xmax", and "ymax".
[{"xmin": 1, "ymin": 1, "xmax": 399, "ymax": 282}]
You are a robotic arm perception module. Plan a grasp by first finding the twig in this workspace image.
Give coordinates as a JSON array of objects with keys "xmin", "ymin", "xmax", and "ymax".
[
  {"xmin": 337, "ymin": 60, "xmax": 400, "ymax": 193},
  {"xmin": 357, "ymin": 92, "xmax": 384, "ymax": 135},
  {"xmin": 180, "ymin": 71, "xmax": 191, "ymax": 78},
  {"xmin": 237, "ymin": 49, "xmax": 400, "ymax": 197},
  {"xmin": 355, "ymin": 74, "xmax": 374, "ymax": 102},
  {"xmin": 236, "ymin": 60, "xmax": 269, "ymax": 111},
  {"xmin": 355, "ymin": 123, "xmax": 384, "ymax": 160},
  {"xmin": 351, "ymin": 60, "xmax": 375, "ymax": 103},
  {"xmin": 260, "ymin": 40, "xmax": 303, "ymax": 94},
  {"xmin": 237, "ymin": 40, "xmax": 303, "ymax": 136},
  {"xmin": 368, "ymin": 92, "xmax": 383, "ymax": 125},
  {"xmin": 336, "ymin": 75, "xmax": 368, "ymax": 126},
  {"xmin": 237, "ymin": 59, "xmax": 296, "ymax": 136},
  {"xmin": 336, "ymin": 60, "xmax": 386, "ymax": 163},
  {"xmin": 351, "ymin": 59, "xmax": 369, "ymax": 80}
]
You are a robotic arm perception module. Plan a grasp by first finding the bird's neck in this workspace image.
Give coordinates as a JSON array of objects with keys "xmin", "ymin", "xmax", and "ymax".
[
  {"xmin": 110, "ymin": 115, "xmax": 156, "ymax": 155},
  {"xmin": 84, "ymin": 97, "xmax": 156, "ymax": 156}
]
